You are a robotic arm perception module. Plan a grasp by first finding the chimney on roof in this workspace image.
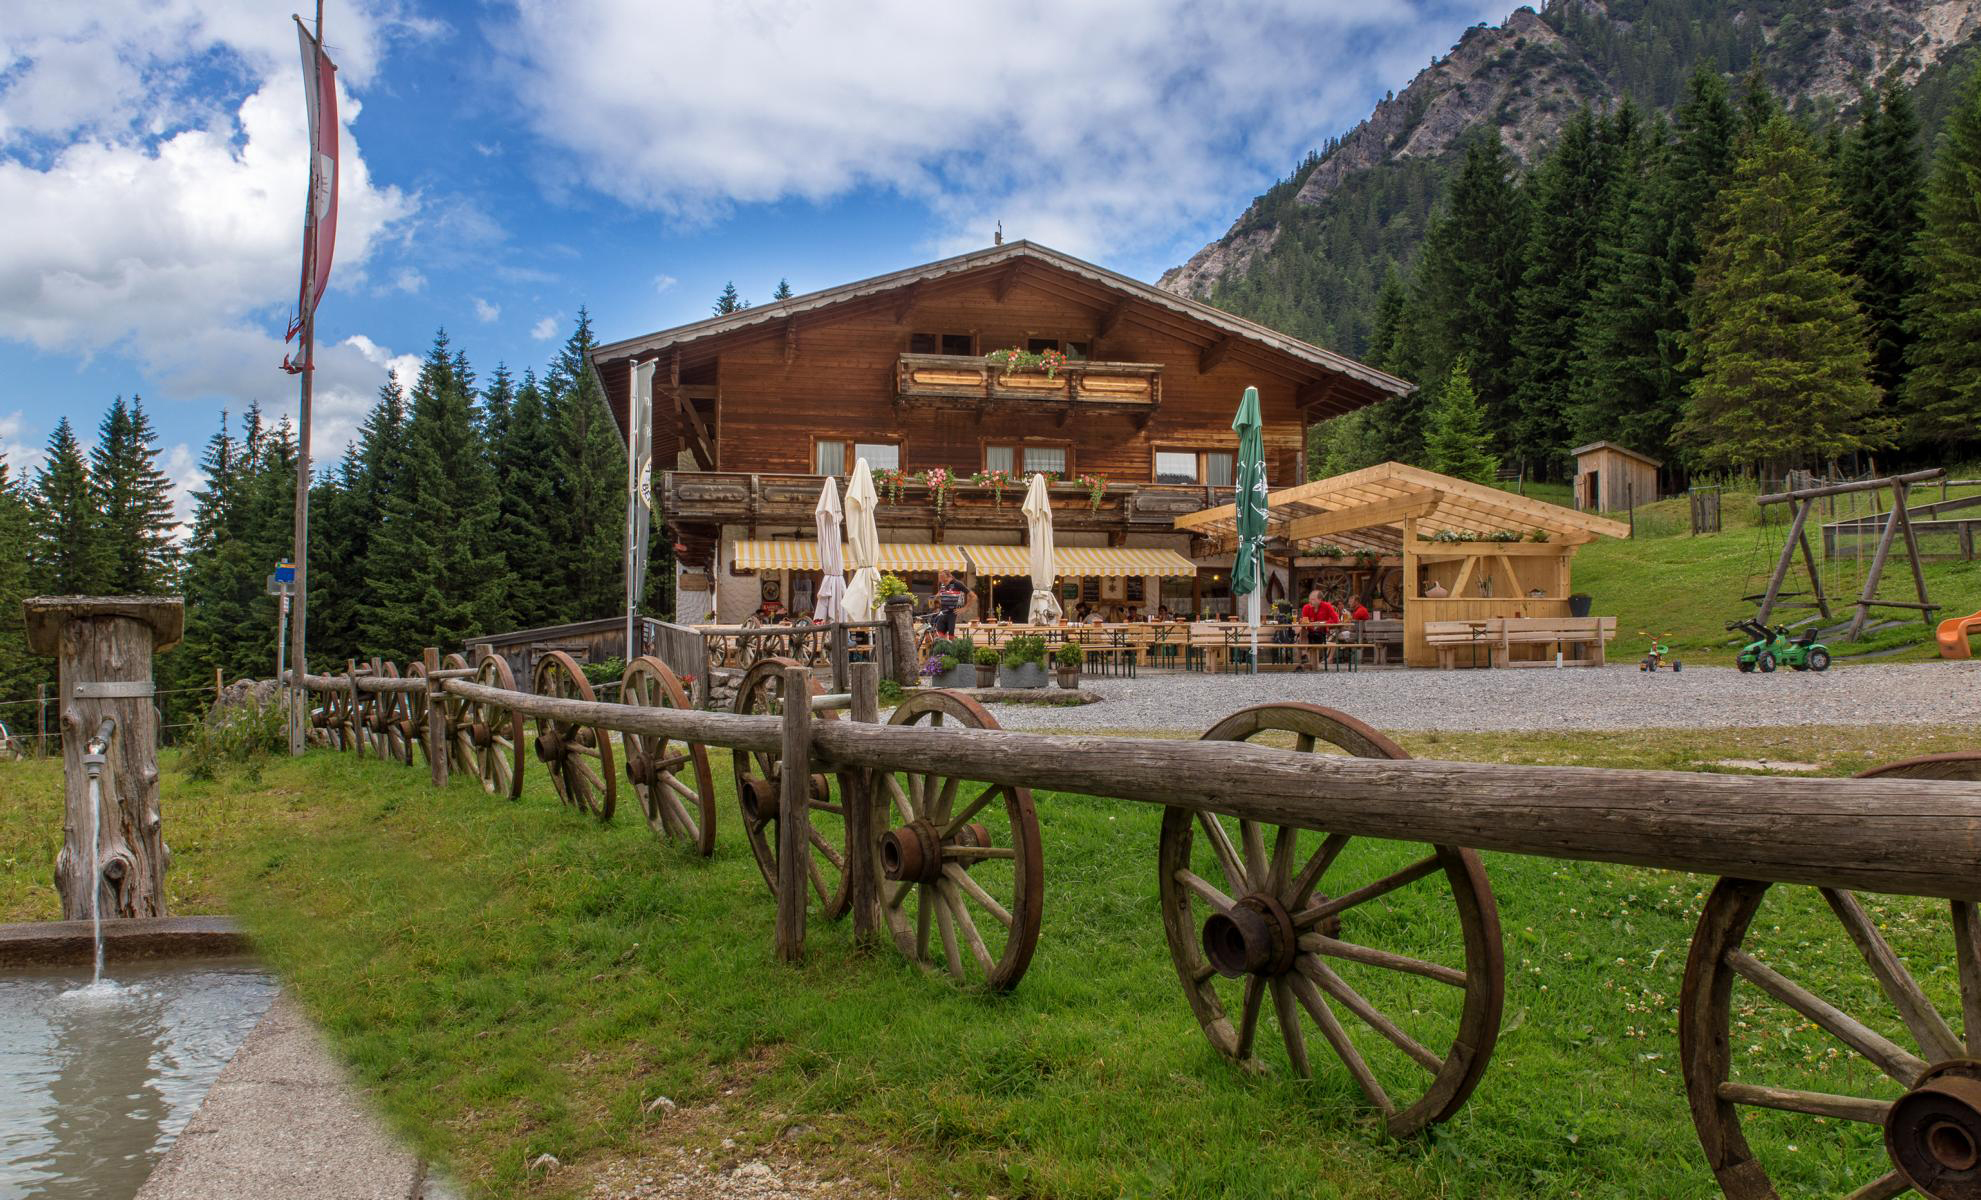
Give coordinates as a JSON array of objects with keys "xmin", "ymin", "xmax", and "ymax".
[{"xmin": 994, "ymin": 221, "xmax": 1003, "ymax": 246}]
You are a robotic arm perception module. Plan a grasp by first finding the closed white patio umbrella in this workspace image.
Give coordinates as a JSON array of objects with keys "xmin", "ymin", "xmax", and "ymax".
[
  {"xmin": 812, "ymin": 476, "xmax": 846, "ymax": 624},
  {"xmin": 1023, "ymin": 472, "xmax": 1063, "ymax": 625},
  {"xmin": 843, "ymin": 459, "xmax": 882, "ymax": 623}
]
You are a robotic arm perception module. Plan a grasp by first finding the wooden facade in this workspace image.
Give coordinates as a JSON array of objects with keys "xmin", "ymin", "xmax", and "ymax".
[
  {"xmin": 589, "ymin": 241, "xmax": 1412, "ymax": 622},
  {"xmin": 1571, "ymin": 441, "xmax": 1660, "ymax": 514}
]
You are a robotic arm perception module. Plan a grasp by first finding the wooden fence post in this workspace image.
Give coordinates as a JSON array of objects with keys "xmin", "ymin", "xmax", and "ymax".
[
  {"xmin": 845, "ymin": 660, "xmax": 880, "ymax": 950},
  {"xmin": 25, "ymin": 597, "xmax": 182, "ymax": 921},
  {"xmin": 423, "ymin": 646, "xmax": 447, "ymax": 789},
  {"xmin": 884, "ymin": 597, "xmax": 916, "ymax": 686},
  {"xmin": 346, "ymin": 659, "xmax": 363, "ymax": 758},
  {"xmin": 775, "ymin": 664, "xmax": 812, "ymax": 964},
  {"xmin": 832, "ymin": 623, "xmax": 849, "ymax": 694}
]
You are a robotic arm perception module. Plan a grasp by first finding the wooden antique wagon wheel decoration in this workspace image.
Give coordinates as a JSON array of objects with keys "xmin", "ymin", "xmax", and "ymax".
[
  {"xmin": 531, "ymin": 651, "xmax": 616, "ymax": 820},
  {"xmin": 401, "ymin": 659, "xmax": 432, "ymax": 767},
  {"xmin": 1160, "ymin": 703, "xmax": 1505, "ymax": 1137},
  {"xmin": 457, "ymin": 654, "xmax": 525, "ymax": 800},
  {"xmin": 1312, "ymin": 566, "xmax": 1353, "ymax": 605},
  {"xmin": 331, "ymin": 680, "xmax": 360, "ymax": 752},
  {"xmin": 373, "ymin": 662, "xmax": 413, "ymax": 765},
  {"xmin": 1376, "ymin": 566, "xmax": 1404, "ymax": 612},
  {"xmin": 620, "ymin": 656, "xmax": 716, "ymax": 854},
  {"xmin": 440, "ymin": 653, "xmax": 476, "ymax": 778},
  {"xmin": 872, "ymin": 691, "xmax": 1043, "ymax": 991},
  {"xmin": 1679, "ymin": 752, "xmax": 1981, "ymax": 1200},
  {"xmin": 732, "ymin": 657, "xmax": 851, "ymax": 919}
]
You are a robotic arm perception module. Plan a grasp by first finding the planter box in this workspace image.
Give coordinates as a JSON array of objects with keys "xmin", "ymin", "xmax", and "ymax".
[
  {"xmin": 1056, "ymin": 669, "xmax": 1081, "ymax": 690},
  {"xmin": 975, "ymin": 666, "xmax": 998, "ymax": 688},
  {"xmin": 998, "ymin": 663, "xmax": 1048, "ymax": 689},
  {"xmin": 933, "ymin": 666, "xmax": 974, "ymax": 689}
]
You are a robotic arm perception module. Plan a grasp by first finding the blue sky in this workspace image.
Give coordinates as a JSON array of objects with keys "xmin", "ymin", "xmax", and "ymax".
[{"xmin": 0, "ymin": 0, "xmax": 1509, "ymax": 523}]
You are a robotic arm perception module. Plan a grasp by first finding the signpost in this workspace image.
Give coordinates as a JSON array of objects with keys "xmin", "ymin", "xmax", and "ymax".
[{"xmin": 269, "ymin": 563, "xmax": 297, "ymax": 746}]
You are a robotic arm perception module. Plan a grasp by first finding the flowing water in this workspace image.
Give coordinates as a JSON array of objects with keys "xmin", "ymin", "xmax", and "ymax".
[{"xmin": 0, "ymin": 959, "xmax": 276, "ymax": 1199}]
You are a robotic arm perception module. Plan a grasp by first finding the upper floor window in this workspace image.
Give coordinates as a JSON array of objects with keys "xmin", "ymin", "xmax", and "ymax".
[
  {"xmin": 910, "ymin": 332, "xmax": 975, "ymax": 356},
  {"xmin": 1026, "ymin": 338, "xmax": 1090, "ymax": 359},
  {"xmin": 986, "ymin": 444, "xmax": 1068, "ymax": 475},
  {"xmin": 1154, "ymin": 449, "xmax": 1235, "ymax": 485},
  {"xmin": 816, "ymin": 438, "xmax": 901, "ymax": 474}
]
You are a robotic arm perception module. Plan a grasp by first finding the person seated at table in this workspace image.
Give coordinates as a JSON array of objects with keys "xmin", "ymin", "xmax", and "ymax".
[
  {"xmin": 1155, "ymin": 605, "xmax": 1174, "ymax": 621},
  {"xmin": 1087, "ymin": 607, "xmax": 1107, "ymax": 625},
  {"xmin": 1297, "ymin": 588, "xmax": 1340, "ymax": 671},
  {"xmin": 1347, "ymin": 595, "xmax": 1371, "ymax": 622},
  {"xmin": 1073, "ymin": 601, "xmax": 1092, "ymax": 622}
]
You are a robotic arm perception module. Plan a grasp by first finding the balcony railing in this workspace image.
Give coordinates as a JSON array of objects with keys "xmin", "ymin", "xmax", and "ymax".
[
  {"xmin": 663, "ymin": 470, "xmax": 1230, "ymax": 535},
  {"xmin": 896, "ymin": 354, "xmax": 1161, "ymax": 418}
]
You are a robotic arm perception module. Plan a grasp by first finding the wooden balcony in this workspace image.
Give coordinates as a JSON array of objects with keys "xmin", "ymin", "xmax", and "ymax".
[
  {"xmin": 663, "ymin": 470, "xmax": 1228, "ymax": 538},
  {"xmin": 895, "ymin": 354, "xmax": 1161, "ymax": 424}
]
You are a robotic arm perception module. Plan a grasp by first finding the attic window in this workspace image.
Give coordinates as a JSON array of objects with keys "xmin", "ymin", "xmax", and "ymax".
[{"xmin": 909, "ymin": 332, "xmax": 975, "ymax": 355}]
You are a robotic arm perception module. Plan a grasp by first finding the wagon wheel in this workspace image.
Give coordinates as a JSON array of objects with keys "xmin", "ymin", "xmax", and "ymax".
[
  {"xmin": 621, "ymin": 656, "xmax": 716, "ymax": 854},
  {"xmin": 532, "ymin": 651, "xmax": 616, "ymax": 821},
  {"xmin": 873, "ymin": 691, "xmax": 1043, "ymax": 991},
  {"xmin": 333, "ymin": 681, "xmax": 360, "ymax": 752},
  {"xmin": 1313, "ymin": 566, "xmax": 1353, "ymax": 605},
  {"xmin": 738, "ymin": 614, "xmax": 768, "ymax": 669},
  {"xmin": 374, "ymin": 662, "xmax": 412, "ymax": 765},
  {"xmin": 1160, "ymin": 703, "xmax": 1505, "ymax": 1137},
  {"xmin": 441, "ymin": 653, "xmax": 475, "ymax": 777},
  {"xmin": 732, "ymin": 657, "xmax": 850, "ymax": 919},
  {"xmin": 458, "ymin": 655, "xmax": 525, "ymax": 800},
  {"xmin": 1679, "ymin": 752, "xmax": 1981, "ymax": 1200},
  {"xmin": 1377, "ymin": 567, "xmax": 1404, "ymax": 613},
  {"xmin": 402, "ymin": 660, "xmax": 432, "ymax": 767}
]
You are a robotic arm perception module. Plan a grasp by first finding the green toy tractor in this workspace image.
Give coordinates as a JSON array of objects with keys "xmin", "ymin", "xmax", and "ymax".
[{"xmin": 1727, "ymin": 618, "xmax": 1831, "ymax": 673}]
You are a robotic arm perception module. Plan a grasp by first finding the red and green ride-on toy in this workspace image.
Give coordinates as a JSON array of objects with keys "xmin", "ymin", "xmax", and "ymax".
[{"xmin": 1640, "ymin": 633, "xmax": 1681, "ymax": 672}]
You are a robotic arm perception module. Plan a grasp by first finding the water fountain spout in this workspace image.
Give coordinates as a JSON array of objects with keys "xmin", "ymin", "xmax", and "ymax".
[{"xmin": 80, "ymin": 716, "xmax": 116, "ymax": 988}]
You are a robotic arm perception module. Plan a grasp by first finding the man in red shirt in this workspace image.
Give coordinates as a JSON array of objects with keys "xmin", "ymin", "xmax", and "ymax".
[
  {"xmin": 1347, "ymin": 596, "xmax": 1372, "ymax": 621},
  {"xmin": 1298, "ymin": 588, "xmax": 1340, "ymax": 670}
]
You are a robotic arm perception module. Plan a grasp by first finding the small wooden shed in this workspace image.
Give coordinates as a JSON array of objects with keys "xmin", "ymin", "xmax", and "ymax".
[{"xmin": 1570, "ymin": 442, "xmax": 1660, "ymax": 514}]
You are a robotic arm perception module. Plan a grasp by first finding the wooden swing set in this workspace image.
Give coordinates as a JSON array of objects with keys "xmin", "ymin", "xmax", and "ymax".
[{"xmin": 1749, "ymin": 467, "xmax": 1941, "ymax": 640}]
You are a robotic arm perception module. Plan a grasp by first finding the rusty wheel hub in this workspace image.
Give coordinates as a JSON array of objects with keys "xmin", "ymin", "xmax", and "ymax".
[
  {"xmin": 1889, "ymin": 1062, "xmax": 1981, "ymax": 1199},
  {"xmin": 881, "ymin": 820, "xmax": 993, "ymax": 884},
  {"xmin": 534, "ymin": 726, "xmax": 564, "ymax": 762},
  {"xmin": 1201, "ymin": 893, "xmax": 1299, "ymax": 978},
  {"xmin": 470, "ymin": 720, "xmax": 492, "ymax": 749},
  {"xmin": 625, "ymin": 752, "xmax": 651, "ymax": 786},
  {"xmin": 739, "ymin": 774, "xmax": 777, "ymax": 823}
]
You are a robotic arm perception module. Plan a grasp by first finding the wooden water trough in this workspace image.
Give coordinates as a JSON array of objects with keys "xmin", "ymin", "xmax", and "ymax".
[{"xmin": 284, "ymin": 652, "xmax": 1981, "ymax": 1200}]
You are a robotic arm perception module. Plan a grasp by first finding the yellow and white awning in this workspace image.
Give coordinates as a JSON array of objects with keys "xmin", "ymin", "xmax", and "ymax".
[
  {"xmin": 731, "ymin": 539, "xmax": 966, "ymax": 573},
  {"xmin": 955, "ymin": 544, "xmax": 1198, "ymax": 578}
]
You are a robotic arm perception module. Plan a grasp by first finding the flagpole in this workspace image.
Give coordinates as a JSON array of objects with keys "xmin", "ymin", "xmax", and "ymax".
[{"xmin": 286, "ymin": 0, "xmax": 324, "ymax": 756}]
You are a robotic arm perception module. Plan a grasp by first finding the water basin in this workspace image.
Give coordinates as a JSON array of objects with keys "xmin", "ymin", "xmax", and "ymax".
[{"xmin": 0, "ymin": 957, "xmax": 277, "ymax": 1199}]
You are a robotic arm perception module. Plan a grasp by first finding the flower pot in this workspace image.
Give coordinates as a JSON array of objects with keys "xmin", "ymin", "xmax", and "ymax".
[
  {"xmin": 1568, "ymin": 594, "xmax": 1594, "ymax": 618},
  {"xmin": 936, "ymin": 666, "xmax": 974, "ymax": 689},
  {"xmin": 974, "ymin": 665, "xmax": 998, "ymax": 688},
  {"xmin": 1055, "ymin": 667, "xmax": 1080, "ymax": 690},
  {"xmin": 998, "ymin": 663, "xmax": 1047, "ymax": 689}
]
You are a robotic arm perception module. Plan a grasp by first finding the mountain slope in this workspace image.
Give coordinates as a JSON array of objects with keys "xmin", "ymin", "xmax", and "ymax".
[{"xmin": 1160, "ymin": 0, "xmax": 1981, "ymax": 357}]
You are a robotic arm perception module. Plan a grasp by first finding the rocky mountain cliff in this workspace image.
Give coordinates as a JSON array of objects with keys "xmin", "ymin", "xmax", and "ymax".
[{"xmin": 1161, "ymin": 0, "xmax": 1981, "ymax": 316}]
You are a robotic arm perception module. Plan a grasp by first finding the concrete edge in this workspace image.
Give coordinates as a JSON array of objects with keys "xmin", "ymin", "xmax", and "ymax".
[{"xmin": 0, "ymin": 915, "xmax": 248, "ymax": 967}]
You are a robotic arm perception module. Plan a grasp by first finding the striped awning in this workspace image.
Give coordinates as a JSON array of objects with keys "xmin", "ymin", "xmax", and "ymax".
[
  {"xmin": 956, "ymin": 543, "xmax": 1198, "ymax": 578},
  {"xmin": 731, "ymin": 539, "xmax": 966, "ymax": 573}
]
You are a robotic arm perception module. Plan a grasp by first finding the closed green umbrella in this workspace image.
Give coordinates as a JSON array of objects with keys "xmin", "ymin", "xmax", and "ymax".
[{"xmin": 1230, "ymin": 386, "xmax": 1268, "ymax": 672}]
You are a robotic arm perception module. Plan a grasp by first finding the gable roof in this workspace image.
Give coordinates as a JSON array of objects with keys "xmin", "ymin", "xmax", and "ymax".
[
  {"xmin": 1569, "ymin": 441, "xmax": 1662, "ymax": 468},
  {"xmin": 1175, "ymin": 461, "xmax": 1632, "ymax": 553},
  {"xmin": 587, "ymin": 240, "xmax": 1413, "ymax": 417}
]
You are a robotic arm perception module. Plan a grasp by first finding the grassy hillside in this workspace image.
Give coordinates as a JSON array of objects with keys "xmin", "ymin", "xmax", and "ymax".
[{"xmin": 1523, "ymin": 476, "xmax": 1981, "ymax": 665}]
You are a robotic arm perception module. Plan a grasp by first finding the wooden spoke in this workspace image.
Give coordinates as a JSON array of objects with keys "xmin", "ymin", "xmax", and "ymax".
[
  {"xmin": 808, "ymin": 825, "xmax": 845, "ymax": 870},
  {"xmin": 1288, "ymin": 970, "xmax": 1395, "ymax": 1116},
  {"xmin": 1297, "ymin": 956, "xmax": 1443, "ymax": 1074},
  {"xmin": 1954, "ymin": 900, "xmax": 1981, "ymax": 1056},
  {"xmin": 1716, "ymin": 1082, "xmax": 1891, "ymax": 1125},
  {"xmin": 730, "ymin": 658, "xmax": 850, "ymax": 917},
  {"xmin": 1726, "ymin": 949, "xmax": 1926, "ymax": 1085},
  {"xmin": 533, "ymin": 651, "xmax": 614, "ymax": 821},
  {"xmin": 1297, "ymin": 933, "xmax": 1468, "ymax": 988},
  {"xmin": 878, "ymin": 690, "xmax": 1042, "ymax": 992},
  {"xmin": 1841, "ymin": 1172, "xmax": 1914, "ymax": 1200},
  {"xmin": 1166, "ymin": 703, "xmax": 1503, "ymax": 1139},
  {"xmin": 1823, "ymin": 887, "xmax": 1964, "ymax": 1063},
  {"xmin": 1296, "ymin": 855, "xmax": 1442, "ymax": 927},
  {"xmin": 1271, "ymin": 976, "xmax": 1310, "ymax": 1077}
]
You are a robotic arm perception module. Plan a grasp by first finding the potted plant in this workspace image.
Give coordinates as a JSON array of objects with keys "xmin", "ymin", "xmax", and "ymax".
[
  {"xmin": 998, "ymin": 635, "xmax": 1049, "ymax": 689},
  {"xmin": 1054, "ymin": 641, "xmax": 1083, "ymax": 688},
  {"xmin": 973, "ymin": 645, "xmax": 999, "ymax": 688},
  {"xmin": 1568, "ymin": 592, "xmax": 1594, "ymax": 618},
  {"xmin": 927, "ymin": 637, "xmax": 975, "ymax": 688}
]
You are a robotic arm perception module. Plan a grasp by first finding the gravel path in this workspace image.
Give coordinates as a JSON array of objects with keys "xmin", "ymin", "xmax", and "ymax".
[{"xmin": 988, "ymin": 662, "xmax": 1981, "ymax": 734}]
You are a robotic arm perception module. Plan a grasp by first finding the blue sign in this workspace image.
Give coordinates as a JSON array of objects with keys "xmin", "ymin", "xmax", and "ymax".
[{"xmin": 274, "ymin": 562, "xmax": 296, "ymax": 583}]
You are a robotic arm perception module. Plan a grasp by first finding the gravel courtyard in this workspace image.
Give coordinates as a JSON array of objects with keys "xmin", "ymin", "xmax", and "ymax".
[{"xmin": 991, "ymin": 661, "xmax": 1981, "ymax": 734}]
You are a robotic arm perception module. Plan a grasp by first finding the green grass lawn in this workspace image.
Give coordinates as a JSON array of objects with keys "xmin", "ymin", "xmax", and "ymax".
[
  {"xmin": 5, "ymin": 721, "xmax": 1977, "ymax": 1198},
  {"xmin": 1494, "ymin": 475, "xmax": 1981, "ymax": 665}
]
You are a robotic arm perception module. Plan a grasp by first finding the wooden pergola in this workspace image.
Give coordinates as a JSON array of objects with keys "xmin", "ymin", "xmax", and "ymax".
[{"xmin": 1177, "ymin": 462, "xmax": 1630, "ymax": 666}]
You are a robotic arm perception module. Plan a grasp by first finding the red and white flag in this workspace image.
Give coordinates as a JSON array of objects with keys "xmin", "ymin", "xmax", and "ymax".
[{"xmin": 282, "ymin": 16, "xmax": 339, "ymax": 373}]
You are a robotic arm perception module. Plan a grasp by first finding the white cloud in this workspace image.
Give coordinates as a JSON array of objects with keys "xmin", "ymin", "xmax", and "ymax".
[
  {"xmin": 0, "ymin": 409, "xmax": 46, "ymax": 480},
  {"xmin": 530, "ymin": 316, "xmax": 559, "ymax": 341},
  {"xmin": 653, "ymin": 273, "xmax": 677, "ymax": 294},
  {"xmin": 389, "ymin": 266, "xmax": 428, "ymax": 295},
  {"xmin": 473, "ymin": 297, "xmax": 501, "ymax": 323},
  {"xmin": 497, "ymin": 0, "xmax": 1508, "ymax": 259},
  {"xmin": 161, "ymin": 440, "xmax": 199, "ymax": 532}
]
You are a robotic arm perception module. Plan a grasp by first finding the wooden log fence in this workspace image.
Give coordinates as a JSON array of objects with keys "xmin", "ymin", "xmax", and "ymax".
[{"xmin": 278, "ymin": 649, "xmax": 1981, "ymax": 1200}]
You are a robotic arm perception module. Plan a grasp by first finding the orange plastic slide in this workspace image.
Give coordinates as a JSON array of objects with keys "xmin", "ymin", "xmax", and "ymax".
[{"xmin": 1939, "ymin": 609, "xmax": 1981, "ymax": 660}]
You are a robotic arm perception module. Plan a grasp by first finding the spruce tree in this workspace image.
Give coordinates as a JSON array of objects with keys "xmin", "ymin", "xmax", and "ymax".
[
  {"xmin": 1360, "ymin": 268, "xmax": 1418, "ymax": 463},
  {"xmin": 713, "ymin": 282, "xmax": 746, "ymax": 315},
  {"xmin": 92, "ymin": 396, "xmax": 180, "ymax": 593},
  {"xmin": 543, "ymin": 311, "xmax": 626, "ymax": 622},
  {"xmin": 1409, "ymin": 131, "xmax": 1529, "ymax": 455},
  {"xmin": 772, "ymin": 278, "xmax": 794, "ymax": 301},
  {"xmin": 361, "ymin": 331, "xmax": 512, "ymax": 657},
  {"xmin": 1681, "ymin": 116, "xmax": 1890, "ymax": 472},
  {"xmin": 27, "ymin": 417, "xmax": 109, "ymax": 595},
  {"xmin": 481, "ymin": 362, "xmax": 516, "ymax": 449},
  {"xmin": 494, "ymin": 369, "xmax": 560, "ymax": 628},
  {"xmin": 1423, "ymin": 360, "xmax": 1499, "ymax": 484},
  {"xmin": 1840, "ymin": 79, "xmax": 1926, "ymax": 400},
  {"xmin": 1902, "ymin": 67, "xmax": 1981, "ymax": 453},
  {"xmin": 0, "ymin": 452, "xmax": 42, "ymax": 700}
]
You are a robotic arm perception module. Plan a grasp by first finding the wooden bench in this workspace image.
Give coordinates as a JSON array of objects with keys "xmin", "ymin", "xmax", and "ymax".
[
  {"xmin": 1497, "ymin": 616, "xmax": 1617, "ymax": 667},
  {"xmin": 1353, "ymin": 619, "xmax": 1403, "ymax": 667},
  {"xmin": 1424, "ymin": 621, "xmax": 1500, "ymax": 670}
]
